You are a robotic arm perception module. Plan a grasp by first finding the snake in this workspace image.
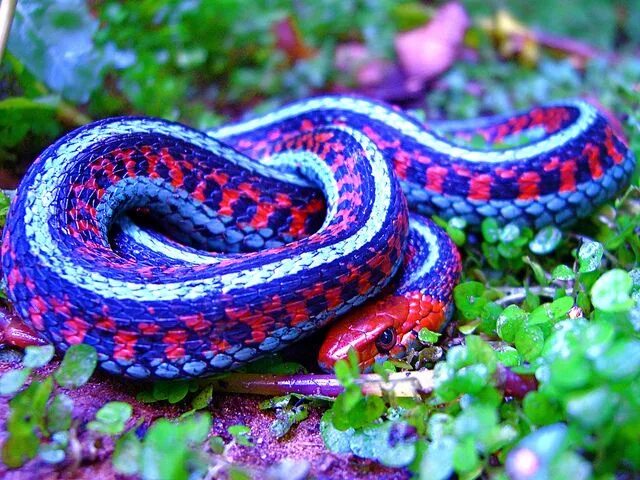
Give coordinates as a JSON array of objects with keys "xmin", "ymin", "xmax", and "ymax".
[{"xmin": 1, "ymin": 96, "xmax": 634, "ymax": 379}]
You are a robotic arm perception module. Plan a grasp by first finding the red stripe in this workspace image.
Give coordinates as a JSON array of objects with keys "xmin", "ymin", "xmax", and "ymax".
[
  {"xmin": 114, "ymin": 331, "xmax": 138, "ymax": 361},
  {"xmin": 62, "ymin": 317, "xmax": 90, "ymax": 344},
  {"xmin": 518, "ymin": 171, "xmax": 541, "ymax": 200},
  {"xmin": 559, "ymin": 159, "xmax": 577, "ymax": 192},
  {"xmin": 543, "ymin": 156, "xmax": 561, "ymax": 172},
  {"xmin": 604, "ymin": 126, "xmax": 624, "ymax": 164},
  {"xmin": 584, "ymin": 143, "xmax": 603, "ymax": 179},
  {"xmin": 468, "ymin": 174, "xmax": 492, "ymax": 201},
  {"xmin": 164, "ymin": 330, "xmax": 188, "ymax": 360},
  {"xmin": 250, "ymin": 203, "xmax": 276, "ymax": 229},
  {"xmin": 425, "ymin": 166, "xmax": 448, "ymax": 193}
]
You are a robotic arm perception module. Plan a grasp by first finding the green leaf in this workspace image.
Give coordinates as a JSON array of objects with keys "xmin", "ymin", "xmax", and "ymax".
[
  {"xmin": 452, "ymin": 436, "xmax": 480, "ymax": 474},
  {"xmin": 372, "ymin": 360, "xmax": 396, "ymax": 377},
  {"xmin": 495, "ymin": 346, "xmax": 521, "ymax": 367},
  {"xmin": 228, "ymin": 424, "xmax": 253, "ymax": 447},
  {"xmin": 496, "ymin": 305, "xmax": 526, "ymax": 342},
  {"xmin": 550, "ymin": 296, "xmax": 575, "ymax": 318},
  {"xmin": 356, "ymin": 396, "xmax": 386, "ymax": 426},
  {"xmin": 565, "ymin": 387, "xmax": 617, "ymax": 429},
  {"xmin": 167, "ymin": 382, "xmax": 190, "ymax": 404},
  {"xmin": 499, "ymin": 223, "xmax": 521, "ymax": 243},
  {"xmin": 87, "ymin": 401, "xmax": 132, "ymax": 435},
  {"xmin": 0, "ymin": 190, "xmax": 10, "ymax": 228},
  {"xmin": 23, "ymin": 345, "xmax": 55, "ymax": 369},
  {"xmin": 529, "ymin": 297, "xmax": 574, "ymax": 325},
  {"xmin": 348, "ymin": 422, "xmax": 416, "ymax": 468},
  {"xmin": 418, "ymin": 328, "xmax": 441, "ymax": 344},
  {"xmin": 320, "ymin": 411, "xmax": 354, "ymax": 454},
  {"xmin": 47, "ymin": 393, "xmax": 74, "ymax": 432},
  {"xmin": 549, "ymin": 355, "xmax": 591, "ymax": 391},
  {"xmin": 269, "ymin": 404, "xmax": 309, "ymax": 439},
  {"xmin": 229, "ymin": 467, "xmax": 252, "ymax": 480},
  {"xmin": 446, "ymin": 224, "xmax": 466, "ymax": 246},
  {"xmin": 523, "ymin": 391, "xmax": 563, "ymax": 426},
  {"xmin": 54, "ymin": 344, "xmax": 97, "ymax": 388},
  {"xmin": 578, "ymin": 240, "xmax": 604, "ymax": 273},
  {"xmin": 242, "ymin": 354, "xmax": 305, "ymax": 375},
  {"xmin": 9, "ymin": 0, "xmax": 118, "ymax": 102},
  {"xmin": 529, "ymin": 226, "xmax": 562, "ymax": 255},
  {"xmin": 549, "ymin": 451, "xmax": 592, "ymax": 480},
  {"xmin": 113, "ymin": 429, "xmax": 141, "ymax": 476},
  {"xmin": 334, "ymin": 359, "xmax": 354, "ymax": 386},
  {"xmin": 181, "ymin": 412, "xmax": 211, "ymax": 444},
  {"xmin": 39, "ymin": 440, "xmax": 66, "ymax": 464},
  {"xmin": 552, "ymin": 264, "xmax": 574, "ymax": 281},
  {"xmin": 515, "ymin": 325, "xmax": 545, "ymax": 362},
  {"xmin": 191, "ymin": 385, "xmax": 213, "ymax": 410},
  {"xmin": 420, "ymin": 435, "xmax": 456, "ymax": 480},
  {"xmin": 591, "ymin": 269, "xmax": 634, "ymax": 313},
  {"xmin": 458, "ymin": 320, "xmax": 480, "ymax": 335},
  {"xmin": 141, "ymin": 420, "xmax": 189, "ymax": 480},
  {"xmin": 2, "ymin": 377, "xmax": 53, "ymax": 467},
  {"xmin": 479, "ymin": 301, "xmax": 502, "ymax": 334},
  {"xmin": 481, "ymin": 218, "xmax": 500, "ymax": 243},
  {"xmin": 0, "ymin": 97, "xmax": 60, "ymax": 150},
  {"xmin": 465, "ymin": 335, "xmax": 498, "ymax": 372},
  {"xmin": 594, "ymin": 339, "xmax": 640, "ymax": 380},
  {"xmin": 148, "ymin": 381, "xmax": 191, "ymax": 403},
  {"xmin": 332, "ymin": 384, "xmax": 385, "ymax": 430},
  {"xmin": 0, "ymin": 368, "xmax": 30, "ymax": 395},
  {"xmin": 454, "ymin": 282, "xmax": 487, "ymax": 320},
  {"xmin": 482, "ymin": 242, "xmax": 502, "ymax": 269},
  {"xmin": 347, "ymin": 348, "xmax": 360, "ymax": 378},
  {"xmin": 523, "ymin": 256, "xmax": 548, "ymax": 286},
  {"xmin": 453, "ymin": 404, "xmax": 498, "ymax": 439},
  {"xmin": 451, "ymin": 364, "xmax": 491, "ymax": 394},
  {"xmin": 140, "ymin": 414, "xmax": 211, "ymax": 480},
  {"xmin": 497, "ymin": 241, "xmax": 522, "ymax": 259},
  {"xmin": 529, "ymin": 304, "xmax": 554, "ymax": 325},
  {"xmin": 209, "ymin": 436, "xmax": 225, "ymax": 454}
]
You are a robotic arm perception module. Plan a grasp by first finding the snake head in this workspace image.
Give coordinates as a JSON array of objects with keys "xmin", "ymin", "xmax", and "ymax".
[{"xmin": 317, "ymin": 291, "xmax": 448, "ymax": 372}]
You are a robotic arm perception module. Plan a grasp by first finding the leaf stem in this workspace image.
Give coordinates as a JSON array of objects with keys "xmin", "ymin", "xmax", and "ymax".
[{"xmin": 494, "ymin": 286, "xmax": 574, "ymax": 306}]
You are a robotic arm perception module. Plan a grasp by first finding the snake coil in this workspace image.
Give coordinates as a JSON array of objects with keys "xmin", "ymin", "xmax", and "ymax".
[{"xmin": 2, "ymin": 96, "xmax": 634, "ymax": 378}]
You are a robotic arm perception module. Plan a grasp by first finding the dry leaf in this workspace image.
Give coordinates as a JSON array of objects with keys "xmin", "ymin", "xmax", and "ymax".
[
  {"xmin": 394, "ymin": 1, "xmax": 470, "ymax": 92},
  {"xmin": 272, "ymin": 16, "xmax": 315, "ymax": 63}
]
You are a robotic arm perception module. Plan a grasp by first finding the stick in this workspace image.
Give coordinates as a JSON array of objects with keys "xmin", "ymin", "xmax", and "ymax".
[
  {"xmin": 206, "ymin": 370, "xmax": 435, "ymax": 398},
  {"xmin": 0, "ymin": 0, "xmax": 17, "ymax": 63}
]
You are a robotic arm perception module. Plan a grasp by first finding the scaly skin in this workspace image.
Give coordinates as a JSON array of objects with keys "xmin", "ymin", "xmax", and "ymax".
[
  {"xmin": 1, "ymin": 96, "xmax": 634, "ymax": 378},
  {"xmin": 318, "ymin": 215, "xmax": 461, "ymax": 371}
]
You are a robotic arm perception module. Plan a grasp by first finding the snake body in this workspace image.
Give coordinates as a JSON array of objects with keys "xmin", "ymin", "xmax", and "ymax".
[{"xmin": 1, "ymin": 96, "xmax": 634, "ymax": 378}]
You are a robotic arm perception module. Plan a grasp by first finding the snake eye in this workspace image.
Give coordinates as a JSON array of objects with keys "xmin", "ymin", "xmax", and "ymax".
[{"xmin": 375, "ymin": 327, "xmax": 397, "ymax": 354}]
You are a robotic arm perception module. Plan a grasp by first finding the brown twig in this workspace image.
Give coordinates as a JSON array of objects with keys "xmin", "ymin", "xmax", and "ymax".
[{"xmin": 206, "ymin": 370, "xmax": 435, "ymax": 398}]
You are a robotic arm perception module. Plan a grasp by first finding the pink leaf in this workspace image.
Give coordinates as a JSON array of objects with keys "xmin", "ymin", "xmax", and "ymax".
[{"xmin": 394, "ymin": 1, "xmax": 470, "ymax": 91}]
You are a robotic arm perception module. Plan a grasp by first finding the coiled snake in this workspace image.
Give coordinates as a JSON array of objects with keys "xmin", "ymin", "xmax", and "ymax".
[{"xmin": 1, "ymin": 96, "xmax": 634, "ymax": 379}]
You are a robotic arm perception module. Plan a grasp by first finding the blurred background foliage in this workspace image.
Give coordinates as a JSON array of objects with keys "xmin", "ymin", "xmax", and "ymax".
[{"xmin": 2, "ymin": 0, "xmax": 640, "ymax": 173}]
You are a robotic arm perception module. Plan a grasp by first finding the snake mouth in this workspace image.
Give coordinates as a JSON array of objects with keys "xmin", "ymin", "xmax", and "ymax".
[
  {"xmin": 317, "ymin": 294, "xmax": 410, "ymax": 373},
  {"xmin": 317, "ymin": 289, "xmax": 453, "ymax": 373}
]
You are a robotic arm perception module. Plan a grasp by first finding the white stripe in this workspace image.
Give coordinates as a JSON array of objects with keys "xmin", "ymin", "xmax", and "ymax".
[
  {"xmin": 25, "ymin": 120, "xmax": 391, "ymax": 301},
  {"xmin": 210, "ymin": 97, "xmax": 596, "ymax": 163},
  {"xmin": 405, "ymin": 220, "xmax": 439, "ymax": 285},
  {"xmin": 116, "ymin": 216, "xmax": 222, "ymax": 265}
]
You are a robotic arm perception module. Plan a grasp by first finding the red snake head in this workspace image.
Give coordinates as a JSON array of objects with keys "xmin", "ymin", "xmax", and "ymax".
[{"xmin": 317, "ymin": 291, "xmax": 448, "ymax": 372}]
